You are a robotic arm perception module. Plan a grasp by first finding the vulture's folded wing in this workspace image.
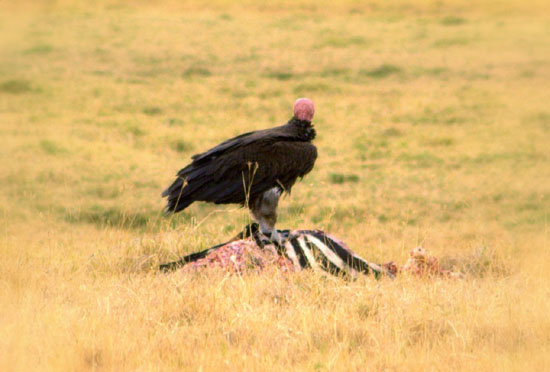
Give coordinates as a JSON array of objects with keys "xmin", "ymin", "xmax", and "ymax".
[
  {"xmin": 209, "ymin": 140, "xmax": 318, "ymax": 200},
  {"xmin": 162, "ymin": 140, "xmax": 317, "ymax": 212},
  {"xmin": 189, "ymin": 124, "xmax": 301, "ymax": 165}
]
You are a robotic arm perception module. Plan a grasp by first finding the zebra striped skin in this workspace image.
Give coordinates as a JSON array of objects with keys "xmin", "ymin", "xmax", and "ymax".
[{"xmin": 160, "ymin": 223, "xmax": 393, "ymax": 279}]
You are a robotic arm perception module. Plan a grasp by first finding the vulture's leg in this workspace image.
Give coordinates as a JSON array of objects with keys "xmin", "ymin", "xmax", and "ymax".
[{"xmin": 250, "ymin": 187, "xmax": 282, "ymax": 243}]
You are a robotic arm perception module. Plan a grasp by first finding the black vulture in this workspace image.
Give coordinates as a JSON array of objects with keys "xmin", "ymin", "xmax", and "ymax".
[{"xmin": 162, "ymin": 98, "xmax": 318, "ymax": 240}]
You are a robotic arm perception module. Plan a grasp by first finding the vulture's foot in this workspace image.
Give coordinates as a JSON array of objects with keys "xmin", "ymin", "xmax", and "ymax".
[
  {"xmin": 255, "ymin": 228, "xmax": 281, "ymax": 246},
  {"xmin": 253, "ymin": 226, "xmax": 288, "ymax": 248},
  {"xmin": 269, "ymin": 229, "xmax": 283, "ymax": 246}
]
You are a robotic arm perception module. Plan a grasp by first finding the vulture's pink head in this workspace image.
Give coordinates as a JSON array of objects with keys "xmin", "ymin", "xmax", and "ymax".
[{"xmin": 293, "ymin": 98, "xmax": 315, "ymax": 122}]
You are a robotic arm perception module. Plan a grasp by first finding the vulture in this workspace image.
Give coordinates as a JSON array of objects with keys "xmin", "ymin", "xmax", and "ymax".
[{"xmin": 162, "ymin": 98, "xmax": 318, "ymax": 241}]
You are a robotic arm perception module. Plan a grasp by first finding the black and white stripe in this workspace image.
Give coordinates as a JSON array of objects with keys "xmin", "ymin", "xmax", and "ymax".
[
  {"xmin": 160, "ymin": 223, "xmax": 392, "ymax": 279},
  {"xmin": 276, "ymin": 230, "xmax": 389, "ymax": 279}
]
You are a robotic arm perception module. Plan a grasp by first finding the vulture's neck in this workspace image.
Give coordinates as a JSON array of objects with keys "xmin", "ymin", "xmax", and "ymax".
[{"xmin": 287, "ymin": 117, "xmax": 316, "ymax": 141}]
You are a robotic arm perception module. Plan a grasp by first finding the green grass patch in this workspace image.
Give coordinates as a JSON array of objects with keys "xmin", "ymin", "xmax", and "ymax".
[
  {"xmin": 23, "ymin": 44, "xmax": 54, "ymax": 54},
  {"xmin": 39, "ymin": 140, "xmax": 68, "ymax": 155},
  {"xmin": 360, "ymin": 64, "xmax": 401, "ymax": 78},
  {"xmin": 143, "ymin": 106, "xmax": 163, "ymax": 116},
  {"xmin": 469, "ymin": 151, "xmax": 543, "ymax": 164},
  {"xmin": 523, "ymin": 111, "xmax": 550, "ymax": 130},
  {"xmin": 64, "ymin": 205, "xmax": 153, "ymax": 229},
  {"xmin": 182, "ymin": 66, "xmax": 212, "ymax": 78},
  {"xmin": 422, "ymin": 137, "xmax": 455, "ymax": 147},
  {"xmin": 0, "ymin": 79, "xmax": 34, "ymax": 94},
  {"xmin": 382, "ymin": 127, "xmax": 402, "ymax": 137},
  {"xmin": 286, "ymin": 203, "xmax": 307, "ymax": 216},
  {"xmin": 397, "ymin": 151, "xmax": 443, "ymax": 168},
  {"xmin": 394, "ymin": 106, "xmax": 467, "ymax": 125},
  {"xmin": 171, "ymin": 139, "xmax": 194, "ymax": 153},
  {"xmin": 166, "ymin": 118, "xmax": 185, "ymax": 126},
  {"xmin": 328, "ymin": 173, "xmax": 360, "ymax": 184},
  {"xmin": 258, "ymin": 87, "xmax": 283, "ymax": 99},
  {"xmin": 124, "ymin": 123, "xmax": 147, "ymax": 137},
  {"xmin": 312, "ymin": 205, "xmax": 365, "ymax": 224},
  {"xmin": 440, "ymin": 16, "xmax": 467, "ymax": 26},
  {"xmin": 317, "ymin": 35, "xmax": 369, "ymax": 48},
  {"xmin": 353, "ymin": 135, "xmax": 391, "ymax": 158},
  {"xmin": 293, "ymin": 81, "xmax": 333, "ymax": 94},
  {"xmin": 412, "ymin": 67, "xmax": 450, "ymax": 78},
  {"xmin": 264, "ymin": 70, "xmax": 294, "ymax": 81},
  {"xmin": 319, "ymin": 68, "xmax": 351, "ymax": 78}
]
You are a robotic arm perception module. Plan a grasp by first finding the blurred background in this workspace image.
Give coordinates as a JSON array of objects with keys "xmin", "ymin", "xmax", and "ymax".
[{"xmin": 1, "ymin": 1, "xmax": 549, "ymax": 370}]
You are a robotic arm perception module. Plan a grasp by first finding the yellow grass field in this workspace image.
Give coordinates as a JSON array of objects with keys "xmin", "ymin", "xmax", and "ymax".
[{"xmin": 1, "ymin": 1, "xmax": 549, "ymax": 370}]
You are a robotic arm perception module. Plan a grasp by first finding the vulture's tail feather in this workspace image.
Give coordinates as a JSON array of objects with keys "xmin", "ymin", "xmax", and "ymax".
[
  {"xmin": 162, "ymin": 173, "xmax": 196, "ymax": 214},
  {"xmin": 162, "ymin": 162, "xmax": 229, "ymax": 213}
]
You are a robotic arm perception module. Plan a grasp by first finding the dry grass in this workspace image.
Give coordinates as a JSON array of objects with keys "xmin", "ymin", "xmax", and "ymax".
[{"xmin": 1, "ymin": 0, "xmax": 549, "ymax": 370}]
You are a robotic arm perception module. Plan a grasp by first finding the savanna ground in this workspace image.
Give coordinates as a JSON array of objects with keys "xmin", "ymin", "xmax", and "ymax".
[{"xmin": 1, "ymin": 0, "xmax": 549, "ymax": 370}]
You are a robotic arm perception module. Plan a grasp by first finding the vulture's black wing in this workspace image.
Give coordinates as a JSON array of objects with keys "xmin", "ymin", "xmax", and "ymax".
[
  {"xmin": 189, "ymin": 131, "xmax": 255, "ymax": 164},
  {"xmin": 189, "ymin": 124, "xmax": 296, "ymax": 164},
  {"xmin": 162, "ymin": 136, "xmax": 317, "ymax": 213}
]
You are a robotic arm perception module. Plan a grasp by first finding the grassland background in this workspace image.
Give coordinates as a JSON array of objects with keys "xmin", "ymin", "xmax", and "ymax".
[{"xmin": 1, "ymin": 0, "xmax": 549, "ymax": 370}]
